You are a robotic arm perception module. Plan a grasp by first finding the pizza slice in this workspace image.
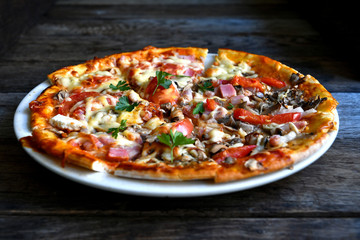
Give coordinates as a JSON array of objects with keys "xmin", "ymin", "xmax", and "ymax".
[{"xmin": 202, "ymin": 48, "xmax": 338, "ymax": 182}]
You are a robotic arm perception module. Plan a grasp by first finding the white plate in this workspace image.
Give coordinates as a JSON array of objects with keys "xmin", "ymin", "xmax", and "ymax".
[{"xmin": 13, "ymin": 54, "xmax": 339, "ymax": 197}]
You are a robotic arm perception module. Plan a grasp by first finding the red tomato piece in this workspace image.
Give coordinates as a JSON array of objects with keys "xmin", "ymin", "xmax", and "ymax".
[
  {"xmin": 270, "ymin": 112, "xmax": 302, "ymax": 124},
  {"xmin": 145, "ymin": 77, "xmax": 180, "ymax": 105},
  {"xmin": 259, "ymin": 77, "xmax": 286, "ymax": 89},
  {"xmin": 213, "ymin": 145, "xmax": 257, "ymax": 163},
  {"xmin": 233, "ymin": 108, "xmax": 271, "ymax": 125},
  {"xmin": 230, "ymin": 76, "xmax": 265, "ymax": 92},
  {"xmin": 172, "ymin": 118, "xmax": 194, "ymax": 137},
  {"xmin": 205, "ymin": 98, "xmax": 218, "ymax": 111},
  {"xmin": 233, "ymin": 108, "xmax": 302, "ymax": 125}
]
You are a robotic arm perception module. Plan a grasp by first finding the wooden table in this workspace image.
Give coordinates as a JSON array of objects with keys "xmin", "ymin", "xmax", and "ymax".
[{"xmin": 1, "ymin": 1, "xmax": 359, "ymax": 239}]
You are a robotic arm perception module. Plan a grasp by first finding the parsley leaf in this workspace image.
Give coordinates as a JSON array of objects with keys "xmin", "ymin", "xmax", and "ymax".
[
  {"xmin": 193, "ymin": 102, "xmax": 205, "ymax": 115},
  {"xmin": 157, "ymin": 130, "xmax": 195, "ymax": 162},
  {"xmin": 198, "ymin": 80, "xmax": 214, "ymax": 92},
  {"xmin": 152, "ymin": 71, "xmax": 189, "ymax": 95},
  {"xmin": 227, "ymin": 103, "xmax": 234, "ymax": 110},
  {"xmin": 109, "ymin": 80, "xmax": 131, "ymax": 91},
  {"xmin": 115, "ymin": 96, "xmax": 139, "ymax": 112},
  {"xmin": 107, "ymin": 120, "xmax": 127, "ymax": 139}
]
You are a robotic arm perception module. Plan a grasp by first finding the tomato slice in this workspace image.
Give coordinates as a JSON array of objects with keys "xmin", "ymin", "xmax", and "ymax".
[
  {"xmin": 233, "ymin": 108, "xmax": 271, "ymax": 125},
  {"xmin": 172, "ymin": 118, "xmax": 194, "ymax": 137},
  {"xmin": 270, "ymin": 112, "xmax": 302, "ymax": 124},
  {"xmin": 58, "ymin": 92, "xmax": 99, "ymax": 115},
  {"xmin": 230, "ymin": 76, "xmax": 265, "ymax": 92},
  {"xmin": 233, "ymin": 108, "xmax": 302, "ymax": 125},
  {"xmin": 213, "ymin": 145, "xmax": 257, "ymax": 163},
  {"xmin": 205, "ymin": 98, "xmax": 218, "ymax": 111},
  {"xmin": 145, "ymin": 77, "xmax": 180, "ymax": 105},
  {"xmin": 259, "ymin": 77, "xmax": 286, "ymax": 89}
]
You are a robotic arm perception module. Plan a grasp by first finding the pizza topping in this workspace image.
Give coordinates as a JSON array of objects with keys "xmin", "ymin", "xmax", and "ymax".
[
  {"xmin": 233, "ymin": 108, "xmax": 302, "ymax": 125},
  {"xmin": 269, "ymin": 131, "xmax": 297, "ymax": 147},
  {"xmin": 289, "ymin": 73, "xmax": 306, "ymax": 86},
  {"xmin": 193, "ymin": 102, "xmax": 205, "ymax": 115},
  {"xmin": 230, "ymin": 76, "xmax": 265, "ymax": 93},
  {"xmin": 171, "ymin": 118, "xmax": 194, "ymax": 137},
  {"xmin": 213, "ymin": 145, "xmax": 257, "ymax": 163},
  {"xmin": 109, "ymin": 80, "xmax": 131, "ymax": 91},
  {"xmin": 145, "ymin": 76, "xmax": 180, "ymax": 105},
  {"xmin": 107, "ymin": 119, "xmax": 127, "ymax": 139},
  {"xmin": 157, "ymin": 130, "xmax": 195, "ymax": 162},
  {"xmin": 244, "ymin": 158, "xmax": 263, "ymax": 171},
  {"xmin": 50, "ymin": 114, "xmax": 86, "ymax": 131},
  {"xmin": 197, "ymin": 80, "xmax": 214, "ymax": 92},
  {"xmin": 115, "ymin": 96, "xmax": 139, "ymax": 112},
  {"xmin": 219, "ymin": 84, "xmax": 237, "ymax": 98},
  {"xmin": 106, "ymin": 147, "xmax": 129, "ymax": 162}
]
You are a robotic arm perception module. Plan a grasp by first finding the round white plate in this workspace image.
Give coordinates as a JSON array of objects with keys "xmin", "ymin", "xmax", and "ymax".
[{"xmin": 13, "ymin": 54, "xmax": 339, "ymax": 197}]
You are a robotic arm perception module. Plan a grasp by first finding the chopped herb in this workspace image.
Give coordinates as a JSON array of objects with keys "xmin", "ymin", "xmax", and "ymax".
[
  {"xmin": 227, "ymin": 103, "xmax": 234, "ymax": 110},
  {"xmin": 152, "ymin": 71, "xmax": 189, "ymax": 95},
  {"xmin": 109, "ymin": 80, "xmax": 131, "ymax": 91},
  {"xmin": 193, "ymin": 102, "xmax": 205, "ymax": 115},
  {"xmin": 157, "ymin": 130, "xmax": 195, "ymax": 162},
  {"xmin": 198, "ymin": 80, "xmax": 214, "ymax": 92},
  {"xmin": 107, "ymin": 119, "xmax": 127, "ymax": 139},
  {"xmin": 115, "ymin": 96, "xmax": 139, "ymax": 112}
]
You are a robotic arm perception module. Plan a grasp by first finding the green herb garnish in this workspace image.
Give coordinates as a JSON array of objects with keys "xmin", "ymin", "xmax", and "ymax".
[
  {"xmin": 152, "ymin": 71, "xmax": 189, "ymax": 95},
  {"xmin": 109, "ymin": 80, "xmax": 131, "ymax": 91},
  {"xmin": 157, "ymin": 130, "xmax": 195, "ymax": 162},
  {"xmin": 107, "ymin": 119, "xmax": 127, "ymax": 139},
  {"xmin": 227, "ymin": 103, "xmax": 234, "ymax": 110},
  {"xmin": 115, "ymin": 96, "xmax": 139, "ymax": 112},
  {"xmin": 198, "ymin": 80, "xmax": 214, "ymax": 92},
  {"xmin": 193, "ymin": 102, "xmax": 205, "ymax": 115}
]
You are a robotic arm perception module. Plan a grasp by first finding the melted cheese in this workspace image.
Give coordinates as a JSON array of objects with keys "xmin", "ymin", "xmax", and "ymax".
[
  {"xmin": 144, "ymin": 116, "xmax": 165, "ymax": 130},
  {"xmin": 117, "ymin": 106, "xmax": 143, "ymax": 125},
  {"xmin": 210, "ymin": 58, "xmax": 257, "ymax": 80}
]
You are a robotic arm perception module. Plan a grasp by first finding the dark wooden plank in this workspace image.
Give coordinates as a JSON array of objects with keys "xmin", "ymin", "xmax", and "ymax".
[
  {"xmin": 0, "ymin": 0, "xmax": 54, "ymax": 54},
  {"xmin": 46, "ymin": 3, "xmax": 297, "ymax": 20},
  {"xmin": 0, "ymin": 216, "xmax": 359, "ymax": 240}
]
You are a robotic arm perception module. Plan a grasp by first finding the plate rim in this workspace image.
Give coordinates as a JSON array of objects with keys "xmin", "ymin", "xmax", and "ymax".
[{"xmin": 13, "ymin": 57, "xmax": 339, "ymax": 197}]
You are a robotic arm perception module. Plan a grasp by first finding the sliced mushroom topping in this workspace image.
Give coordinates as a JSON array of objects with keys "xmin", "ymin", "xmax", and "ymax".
[
  {"xmin": 210, "ymin": 144, "xmax": 228, "ymax": 155},
  {"xmin": 245, "ymin": 132, "xmax": 263, "ymax": 145},
  {"xmin": 238, "ymin": 102, "xmax": 259, "ymax": 115},
  {"xmin": 54, "ymin": 90, "xmax": 69, "ymax": 102},
  {"xmin": 302, "ymin": 95, "xmax": 327, "ymax": 110},
  {"xmin": 170, "ymin": 107, "xmax": 185, "ymax": 122},
  {"xmin": 289, "ymin": 73, "xmax": 306, "ymax": 86},
  {"xmin": 224, "ymin": 157, "xmax": 235, "ymax": 165},
  {"xmin": 237, "ymin": 121, "xmax": 255, "ymax": 134},
  {"xmin": 244, "ymin": 158, "xmax": 263, "ymax": 171}
]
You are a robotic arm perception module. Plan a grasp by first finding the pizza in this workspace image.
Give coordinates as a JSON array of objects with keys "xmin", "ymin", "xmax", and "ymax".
[{"xmin": 24, "ymin": 46, "xmax": 338, "ymax": 183}]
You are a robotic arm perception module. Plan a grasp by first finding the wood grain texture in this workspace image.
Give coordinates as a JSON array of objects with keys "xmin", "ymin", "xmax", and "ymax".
[
  {"xmin": 1, "ymin": 0, "xmax": 359, "ymax": 238},
  {"xmin": 1, "ymin": 217, "xmax": 359, "ymax": 240}
]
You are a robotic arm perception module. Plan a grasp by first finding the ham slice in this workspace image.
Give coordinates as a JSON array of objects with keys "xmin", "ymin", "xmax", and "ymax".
[
  {"xmin": 106, "ymin": 148, "xmax": 129, "ymax": 162},
  {"xmin": 220, "ymin": 84, "xmax": 236, "ymax": 98}
]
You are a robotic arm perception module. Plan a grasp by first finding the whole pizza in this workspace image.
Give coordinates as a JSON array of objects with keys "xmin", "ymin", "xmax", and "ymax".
[{"xmin": 25, "ymin": 46, "xmax": 338, "ymax": 183}]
